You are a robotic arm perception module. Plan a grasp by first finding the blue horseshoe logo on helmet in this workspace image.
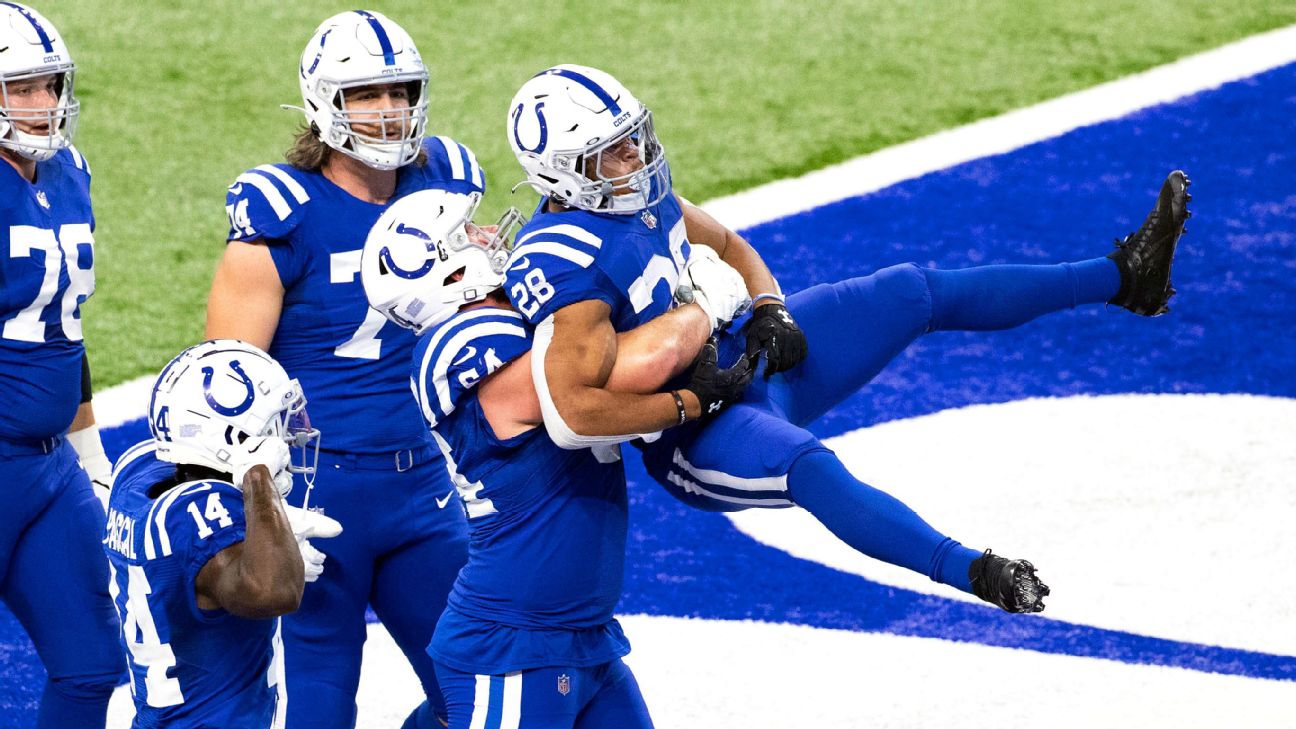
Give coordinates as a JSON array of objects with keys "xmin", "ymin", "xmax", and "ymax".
[
  {"xmin": 512, "ymin": 101, "xmax": 548, "ymax": 154},
  {"xmin": 202, "ymin": 360, "xmax": 256, "ymax": 417},
  {"xmin": 379, "ymin": 223, "xmax": 437, "ymax": 279}
]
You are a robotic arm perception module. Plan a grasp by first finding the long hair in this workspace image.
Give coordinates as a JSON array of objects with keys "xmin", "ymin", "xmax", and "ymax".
[{"xmin": 284, "ymin": 124, "xmax": 427, "ymax": 172}]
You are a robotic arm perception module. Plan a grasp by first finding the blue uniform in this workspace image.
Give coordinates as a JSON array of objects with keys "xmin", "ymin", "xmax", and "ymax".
[
  {"xmin": 413, "ymin": 308, "xmax": 651, "ymax": 729},
  {"xmin": 0, "ymin": 147, "xmax": 122, "ymax": 728},
  {"xmin": 105, "ymin": 441, "xmax": 286, "ymax": 729},
  {"xmin": 224, "ymin": 136, "xmax": 478, "ymax": 728}
]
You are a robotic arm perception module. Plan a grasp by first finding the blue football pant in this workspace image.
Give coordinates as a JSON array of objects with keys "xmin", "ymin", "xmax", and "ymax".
[
  {"xmin": 0, "ymin": 440, "xmax": 123, "ymax": 729},
  {"xmin": 282, "ymin": 450, "xmax": 469, "ymax": 729},
  {"xmin": 434, "ymin": 659, "xmax": 653, "ymax": 729},
  {"xmin": 643, "ymin": 259, "xmax": 1119, "ymax": 588}
]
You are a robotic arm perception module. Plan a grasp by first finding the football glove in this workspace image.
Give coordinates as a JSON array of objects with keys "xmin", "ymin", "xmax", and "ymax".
[
  {"xmin": 284, "ymin": 505, "xmax": 343, "ymax": 584},
  {"xmin": 231, "ymin": 436, "xmax": 293, "ymax": 497},
  {"xmin": 675, "ymin": 246, "xmax": 751, "ymax": 329},
  {"xmin": 744, "ymin": 302, "xmax": 808, "ymax": 378},
  {"xmin": 683, "ymin": 338, "xmax": 756, "ymax": 421}
]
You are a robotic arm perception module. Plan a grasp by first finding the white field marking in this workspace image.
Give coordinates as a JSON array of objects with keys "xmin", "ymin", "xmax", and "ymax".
[
  {"xmin": 106, "ymin": 615, "xmax": 1295, "ymax": 729},
  {"xmin": 89, "ymin": 26, "xmax": 1296, "ymax": 423},
  {"xmin": 699, "ymin": 24, "xmax": 1296, "ymax": 231},
  {"xmin": 728, "ymin": 393, "xmax": 1296, "ymax": 657}
]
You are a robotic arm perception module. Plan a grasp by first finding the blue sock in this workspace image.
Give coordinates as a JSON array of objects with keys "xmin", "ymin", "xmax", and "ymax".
[
  {"xmin": 923, "ymin": 257, "xmax": 1120, "ymax": 332},
  {"xmin": 786, "ymin": 450, "xmax": 981, "ymax": 592}
]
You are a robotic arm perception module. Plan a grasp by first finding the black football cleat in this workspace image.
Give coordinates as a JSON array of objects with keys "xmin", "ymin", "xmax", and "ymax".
[
  {"xmin": 1107, "ymin": 170, "xmax": 1192, "ymax": 316},
  {"xmin": 969, "ymin": 549, "xmax": 1049, "ymax": 614}
]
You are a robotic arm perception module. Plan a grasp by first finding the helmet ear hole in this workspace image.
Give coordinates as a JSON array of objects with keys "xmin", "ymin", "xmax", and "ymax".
[{"xmin": 444, "ymin": 267, "xmax": 466, "ymax": 286}]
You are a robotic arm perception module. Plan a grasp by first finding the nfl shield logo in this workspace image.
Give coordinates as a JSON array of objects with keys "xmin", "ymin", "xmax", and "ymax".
[
  {"xmin": 36, "ymin": 191, "xmax": 50, "ymax": 209},
  {"xmin": 557, "ymin": 674, "xmax": 571, "ymax": 696},
  {"xmin": 641, "ymin": 210, "xmax": 657, "ymax": 229}
]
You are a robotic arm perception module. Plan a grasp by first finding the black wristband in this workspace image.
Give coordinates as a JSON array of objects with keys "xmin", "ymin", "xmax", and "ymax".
[
  {"xmin": 670, "ymin": 390, "xmax": 688, "ymax": 425},
  {"xmin": 80, "ymin": 351, "xmax": 92, "ymax": 404}
]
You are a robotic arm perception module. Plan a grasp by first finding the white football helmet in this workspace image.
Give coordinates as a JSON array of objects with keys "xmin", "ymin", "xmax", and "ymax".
[
  {"xmin": 0, "ymin": 2, "xmax": 78, "ymax": 162},
  {"xmin": 149, "ymin": 340, "xmax": 320, "ymax": 490},
  {"xmin": 362, "ymin": 189, "xmax": 524, "ymax": 334},
  {"xmin": 508, "ymin": 64, "xmax": 670, "ymax": 214},
  {"xmin": 296, "ymin": 10, "xmax": 427, "ymax": 170}
]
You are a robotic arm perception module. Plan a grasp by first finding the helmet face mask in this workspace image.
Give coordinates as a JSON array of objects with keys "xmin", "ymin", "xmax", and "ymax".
[
  {"xmin": 150, "ymin": 341, "xmax": 321, "ymax": 491},
  {"xmin": 0, "ymin": 4, "xmax": 79, "ymax": 162},
  {"xmin": 298, "ymin": 10, "xmax": 428, "ymax": 171},
  {"xmin": 509, "ymin": 65, "xmax": 671, "ymax": 214},
  {"xmin": 362, "ymin": 190, "xmax": 527, "ymax": 334}
]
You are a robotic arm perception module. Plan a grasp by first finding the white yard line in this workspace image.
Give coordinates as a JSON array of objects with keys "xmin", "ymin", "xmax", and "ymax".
[
  {"xmin": 700, "ymin": 24, "xmax": 1296, "ymax": 230},
  {"xmin": 93, "ymin": 24, "xmax": 1296, "ymax": 425}
]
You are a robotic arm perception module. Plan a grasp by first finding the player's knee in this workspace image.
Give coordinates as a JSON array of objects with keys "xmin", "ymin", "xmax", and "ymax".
[
  {"xmin": 844, "ymin": 263, "xmax": 934, "ymax": 330},
  {"xmin": 44, "ymin": 669, "xmax": 120, "ymax": 703}
]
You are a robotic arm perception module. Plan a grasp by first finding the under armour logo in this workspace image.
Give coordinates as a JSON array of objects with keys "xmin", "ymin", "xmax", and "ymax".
[
  {"xmin": 708, "ymin": 401, "xmax": 722, "ymax": 413},
  {"xmin": 779, "ymin": 310, "xmax": 793, "ymax": 325}
]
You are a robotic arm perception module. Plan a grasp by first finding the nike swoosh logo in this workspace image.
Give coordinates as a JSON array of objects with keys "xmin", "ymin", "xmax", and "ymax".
[
  {"xmin": 436, "ymin": 490, "xmax": 455, "ymax": 509},
  {"xmin": 509, "ymin": 256, "xmax": 530, "ymax": 272},
  {"xmin": 452, "ymin": 346, "xmax": 478, "ymax": 366}
]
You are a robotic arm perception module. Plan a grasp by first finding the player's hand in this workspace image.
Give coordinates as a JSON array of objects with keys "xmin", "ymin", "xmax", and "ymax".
[
  {"xmin": 283, "ymin": 506, "xmax": 342, "ymax": 584},
  {"xmin": 675, "ymin": 246, "xmax": 751, "ymax": 329},
  {"xmin": 683, "ymin": 338, "xmax": 756, "ymax": 421},
  {"xmin": 231, "ymin": 436, "xmax": 293, "ymax": 497},
  {"xmin": 744, "ymin": 302, "xmax": 808, "ymax": 378}
]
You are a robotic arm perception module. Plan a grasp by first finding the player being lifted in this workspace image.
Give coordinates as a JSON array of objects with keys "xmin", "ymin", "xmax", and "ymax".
[
  {"xmin": 105, "ymin": 340, "xmax": 341, "ymax": 728},
  {"xmin": 502, "ymin": 65, "xmax": 1190, "ymax": 612},
  {"xmin": 362, "ymin": 189, "xmax": 754, "ymax": 729},
  {"xmin": 205, "ymin": 11, "xmax": 479, "ymax": 728},
  {"xmin": 0, "ymin": 4, "xmax": 124, "ymax": 726}
]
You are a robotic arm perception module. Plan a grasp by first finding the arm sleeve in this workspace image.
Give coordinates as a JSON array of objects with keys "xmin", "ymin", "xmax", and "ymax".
[
  {"xmin": 80, "ymin": 351, "xmax": 92, "ymax": 404},
  {"xmin": 420, "ymin": 136, "xmax": 487, "ymax": 195},
  {"xmin": 225, "ymin": 166, "xmax": 310, "ymax": 288}
]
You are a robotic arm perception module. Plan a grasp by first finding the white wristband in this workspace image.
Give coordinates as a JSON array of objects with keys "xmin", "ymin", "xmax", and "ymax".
[{"xmin": 68, "ymin": 423, "xmax": 113, "ymax": 486}]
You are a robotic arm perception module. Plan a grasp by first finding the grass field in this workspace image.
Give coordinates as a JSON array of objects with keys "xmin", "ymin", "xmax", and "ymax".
[{"xmin": 52, "ymin": 1, "xmax": 1296, "ymax": 387}]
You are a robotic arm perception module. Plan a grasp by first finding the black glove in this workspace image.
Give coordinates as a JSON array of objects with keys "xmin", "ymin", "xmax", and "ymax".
[
  {"xmin": 684, "ymin": 338, "xmax": 756, "ymax": 420},
  {"xmin": 744, "ymin": 302, "xmax": 808, "ymax": 378}
]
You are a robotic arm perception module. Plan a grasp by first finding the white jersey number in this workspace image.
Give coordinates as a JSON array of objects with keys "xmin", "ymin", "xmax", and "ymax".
[
  {"xmin": 3, "ymin": 224, "xmax": 95, "ymax": 343},
  {"xmin": 329, "ymin": 249, "xmax": 386, "ymax": 360},
  {"xmin": 108, "ymin": 562, "xmax": 186, "ymax": 708}
]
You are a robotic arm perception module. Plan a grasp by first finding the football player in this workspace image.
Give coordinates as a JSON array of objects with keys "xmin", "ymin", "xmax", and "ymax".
[
  {"xmin": 105, "ymin": 339, "xmax": 341, "ymax": 728},
  {"xmin": 0, "ymin": 4, "xmax": 124, "ymax": 726},
  {"xmin": 361, "ymin": 189, "xmax": 754, "ymax": 729},
  {"xmin": 204, "ymin": 11, "xmax": 478, "ymax": 728},
  {"xmin": 504, "ymin": 65, "xmax": 1190, "ymax": 612}
]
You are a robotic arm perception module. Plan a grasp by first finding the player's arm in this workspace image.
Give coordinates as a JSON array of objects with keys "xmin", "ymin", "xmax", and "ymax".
[
  {"xmin": 205, "ymin": 241, "xmax": 283, "ymax": 349},
  {"xmin": 680, "ymin": 197, "xmax": 808, "ymax": 377},
  {"xmin": 67, "ymin": 353, "xmax": 112, "ymax": 503},
  {"xmin": 194, "ymin": 466, "xmax": 304, "ymax": 619},
  {"xmin": 478, "ymin": 302, "xmax": 712, "ymax": 437},
  {"xmin": 534, "ymin": 300, "xmax": 702, "ymax": 443}
]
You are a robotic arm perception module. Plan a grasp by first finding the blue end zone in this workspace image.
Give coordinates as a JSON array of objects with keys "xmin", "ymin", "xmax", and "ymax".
[{"xmin": 4, "ymin": 64, "xmax": 1294, "ymax": 713}]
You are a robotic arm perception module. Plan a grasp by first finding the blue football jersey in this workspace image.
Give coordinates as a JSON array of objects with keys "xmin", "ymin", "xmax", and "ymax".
[
  {"xmin": 0, "ymin": 147, "xmax": 96, "ymax": 440},
  {"xmin": 224, "ymin": 136, "xmax": 485, "ymax": 453},
  {"xmin": 105, "ymin": 441, "xmax": 285, "ymax": 729},
  {"xmin": 413, "ymin": 308, "xmax": 630, "ymax": 674},
  {"xmin": 504, "ymin": 190, "xmax": 690, "ymax": 334}
]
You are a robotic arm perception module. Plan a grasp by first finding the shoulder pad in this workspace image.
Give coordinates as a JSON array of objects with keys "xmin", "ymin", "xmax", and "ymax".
[
  {"xmin": 420, "ymin": 136, "xmax": 486, "ymax": 193},
  {"xmin": 226, "ymin": 164, "xmax": 312, "ymax": 241},
  {"xmin": 413, "ymin": 308, "xmax": 530, "ymax": 427},
  {"xmin": 504, "ymin": 222, "xmax": 617, "ymax": 323},
  {"xmin": 146, "ymin": 480, "xmax": 244, "ymax": 561}
]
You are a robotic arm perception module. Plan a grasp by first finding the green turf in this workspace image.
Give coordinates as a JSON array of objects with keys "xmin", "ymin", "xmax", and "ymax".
[{"xmin": 50, "ymin": 0, "xmax": 1296, "ymax": 387}]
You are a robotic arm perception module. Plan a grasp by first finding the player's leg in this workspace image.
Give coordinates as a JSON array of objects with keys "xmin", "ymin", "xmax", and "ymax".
[
  {"xmin": 281, "ymin": 451, "xmax": 376, "ymax": 729},
  {"xmin": 370, "ymin": 458, "xmax": 469, "ymax": 729},
  {"xmin": 643, "ymin": 407, "xmax": 980, "ymax": 590},
  {"xmin": 769, "ymin": 258, "xmax": 1121, "ymax": 426},
  {"xmin": 0, "ymin": 444, "xmax": 123, "ymax": 729},
  {"xmin": 434, "ymin": 664, "xmax": 589, "ymax": 729},
  {"xmin": 573, "ymin": 659, "xmax": 654, "ymax": 729}
]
